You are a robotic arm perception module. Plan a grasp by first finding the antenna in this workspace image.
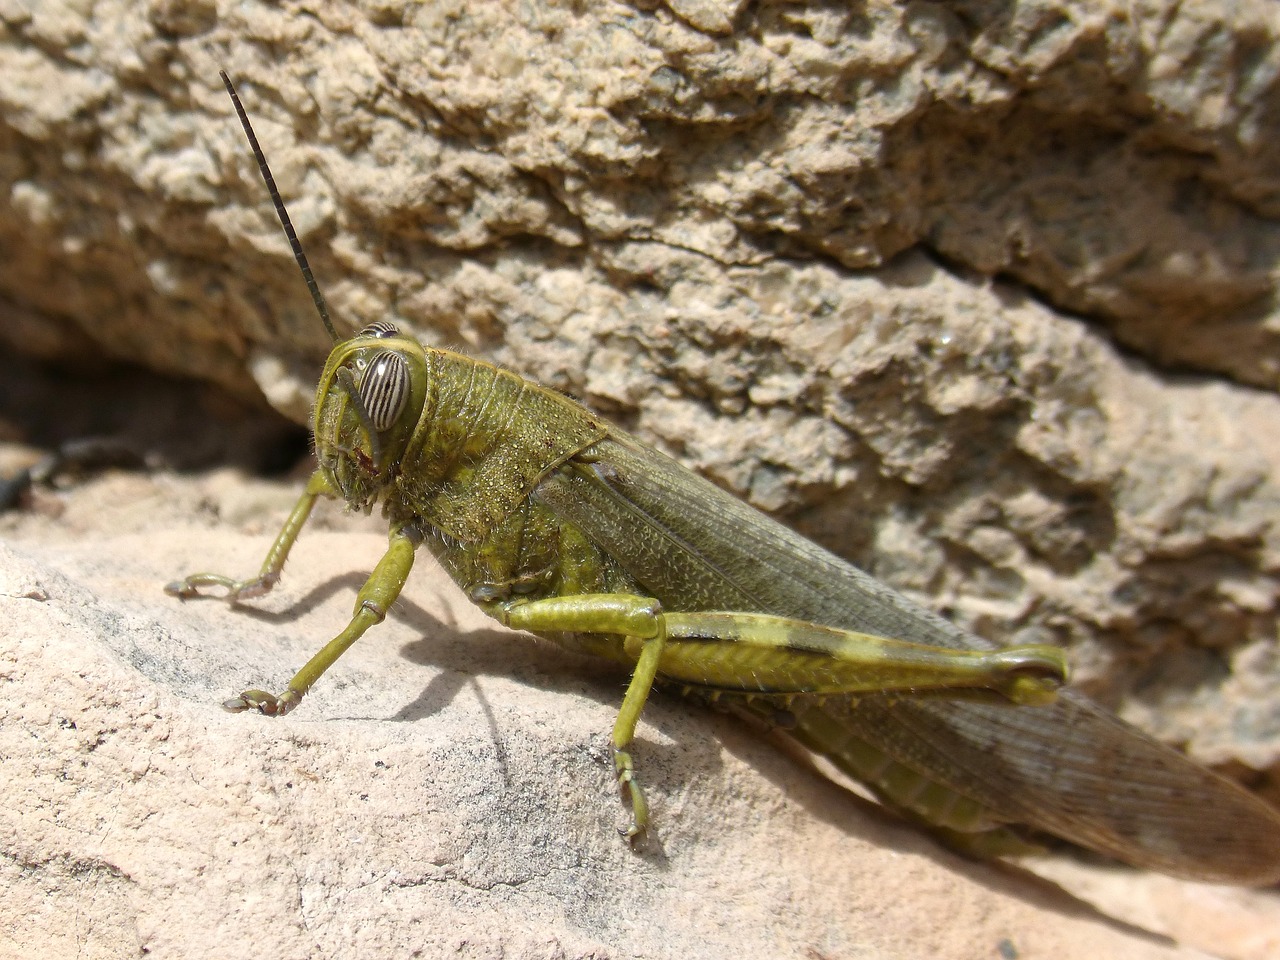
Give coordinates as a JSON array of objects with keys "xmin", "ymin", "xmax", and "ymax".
[{"xmin": 219, "ymin": 70, "xmax": 340, "ymax": 343}]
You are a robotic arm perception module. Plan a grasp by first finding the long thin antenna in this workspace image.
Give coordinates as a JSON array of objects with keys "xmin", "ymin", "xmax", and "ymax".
[{"xmin": 219, "ymin": 70, "xmax": 340, "ymax": 343}]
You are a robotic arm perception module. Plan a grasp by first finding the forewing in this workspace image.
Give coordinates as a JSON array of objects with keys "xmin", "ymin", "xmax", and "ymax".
[
  {"xmin": 833, "ymin": 694, "xmax": 1280, "ymax": 883},
  {"xmin": 533, "ymin": 432, "xmax": 1280, "ymax": 883},
  {"xmin": 534, "ymin": 434, "xmax": 990, "ymax": 650}
]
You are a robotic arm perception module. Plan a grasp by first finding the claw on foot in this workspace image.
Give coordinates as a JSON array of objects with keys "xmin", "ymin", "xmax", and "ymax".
[
  {"xmin": 223, "ymin": 689, "xmax": 297, "ymax": 716},
  {"xmin": 163, "ymin": 573, "xmax": 278, "ymax": 602},
  {"xmin": 614, "ymin": 747, "xmax": 649, "ymax": 844}
]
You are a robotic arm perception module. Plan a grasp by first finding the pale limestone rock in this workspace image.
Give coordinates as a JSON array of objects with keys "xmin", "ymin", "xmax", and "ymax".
[
  {"xmin": 1, "ymin": 0, "xmax": 1279, "ymax": 953},
  {"xmin": 2, "ymin": 470, "xmax": 1277, "ymax": 959}
]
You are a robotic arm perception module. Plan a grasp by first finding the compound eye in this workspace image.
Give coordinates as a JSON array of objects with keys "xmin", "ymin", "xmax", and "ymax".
[
  {"xmin": 359, "ymin": 351, "xmax": 411, "ymax": 431},
  {"xmin": 359, "ymin": 319, "xmax": 400, "ymax": 339}
]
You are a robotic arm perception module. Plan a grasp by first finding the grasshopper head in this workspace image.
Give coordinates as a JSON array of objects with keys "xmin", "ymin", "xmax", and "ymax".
[
  {"xmin": 312, "ymin": 320, "xmax": 427, "ymax": 512},
  {"xmin": 216, "ymin": 75, "xmax": 426, "ymax": 511}
]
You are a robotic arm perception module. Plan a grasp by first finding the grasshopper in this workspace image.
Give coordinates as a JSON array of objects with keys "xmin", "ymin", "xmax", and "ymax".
[{"xmin": 170, "ymin": 73, "xmax": 1280, "ymax": 884}]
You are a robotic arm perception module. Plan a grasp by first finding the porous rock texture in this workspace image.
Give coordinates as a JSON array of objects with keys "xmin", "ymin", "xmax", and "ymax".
[{"xmin": 1, "ymin": 1, "xmax": 1279, "ymax": 957}]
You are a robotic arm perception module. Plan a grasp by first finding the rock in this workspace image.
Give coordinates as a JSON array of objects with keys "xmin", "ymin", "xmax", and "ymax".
[
  {"xmin": 2, "ymin": 468, "xmax": 1276, "ymax": 959},
  {"xmin": 2, "ymin": 0, "xmax": 1277, "ymax": 780},
  {"xmin": 1, "ymin": 0, "xmax": 1278, "ymax": 952}
]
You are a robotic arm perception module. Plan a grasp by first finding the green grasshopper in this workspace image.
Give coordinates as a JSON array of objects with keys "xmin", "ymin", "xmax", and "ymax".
[{"xmin": 170, "ymin": 73, "xmax": 1280, "ymax": 884}]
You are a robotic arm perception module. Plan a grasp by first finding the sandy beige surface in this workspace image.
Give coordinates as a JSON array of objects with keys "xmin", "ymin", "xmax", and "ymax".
[{"xmin": 1, "ymin": 467, "xmax": 1276, "ymax": 959}]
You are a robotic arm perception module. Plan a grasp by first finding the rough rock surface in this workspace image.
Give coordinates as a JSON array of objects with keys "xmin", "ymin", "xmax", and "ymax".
[
  {"xmin": 1, "ymin": 0, "xmax": 1279, "ymax": 955},
  {"xmin": 3, "ymin": 0, "xmax": 1280, "ymax": 760}
]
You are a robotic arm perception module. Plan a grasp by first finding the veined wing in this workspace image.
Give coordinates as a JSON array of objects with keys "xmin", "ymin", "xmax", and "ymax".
[{"xmin": 533, "ymin": 431, "xmax": 1280, "ymax": 883}]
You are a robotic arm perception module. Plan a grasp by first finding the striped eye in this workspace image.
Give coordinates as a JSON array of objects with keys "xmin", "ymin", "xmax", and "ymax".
[
  {"xmin": 359, "ymin": 319, "xmax": 400, "ymax": 339},
  {"xmin": 358, "ymin": 351, "xmax": 410, "ymax": 432}
]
